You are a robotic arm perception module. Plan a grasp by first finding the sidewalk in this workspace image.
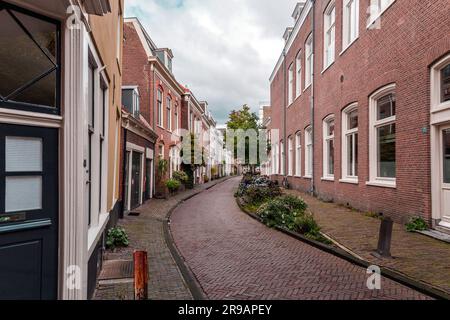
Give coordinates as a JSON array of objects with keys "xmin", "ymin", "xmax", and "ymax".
[
  {"xmin": 285, "ymin": 189, "xmax": 450, "ymax": 295},
  {"xmin": 93, "ymin": 177, "xmax": 230, "ymax": 300}
]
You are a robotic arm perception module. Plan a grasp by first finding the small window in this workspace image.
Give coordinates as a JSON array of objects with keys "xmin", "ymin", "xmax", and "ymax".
[
  {"xmin": 324, "ymin": 1, "xmax": 336, "ymax": 69},
  {"xmin": 167, "ymin": 96, "xmax": 172, "ymax": 131},
  {"xmin": 296, "ymin": 51, "xmax": 302, "ymax": 98},
  {"xmin": 369, "ymin": 85, "xmax": 396, "ymax": 186},
  {"xmin": 88, "ymin": 61, "xmax": 95, "ymax": 128},
  {"xmin": 280, "ymin": 141, "xmax": 285, "ymax": 175},
  {"xmin": 369, "ymin": 0, "xmax": 395, "ymax": 25},
  {"xmin": 305, "ymin": 127, "xmax": 313, "ymax": 177},
  {"xmin": 442, "ymin": 64, "xmax": 450, "ymax": 103},
  {"xmin": 0, "ymin": 4, "xmax": 60, "ymax": 114},
  {"xmin": 323, "ymin": 117, "xmax": 335, "ymax": 178},
  {"xmin": 295, "ymin": 132, "xmax": 302, "ymax": 176},
  {"xmin": 288, "ymin": 136, "xmax": 294, "ymax": 176},
  {"xmin": 288, "ymin": 63, "xmax": 294, "ymax": 105},
  {"xmin": 305, "ymin": 34, "xmax": 313, "ymax": 88},
  {"xmin": 342, "ymin": 105, "xmax": 358, "ymax": 181},
  {"xmin": 343, "ymin": 0, "xmax": 359, "ymax": 48},
  {"xmin": 157, "ymin": 89, "xmax": 163, "ymax": 127}
]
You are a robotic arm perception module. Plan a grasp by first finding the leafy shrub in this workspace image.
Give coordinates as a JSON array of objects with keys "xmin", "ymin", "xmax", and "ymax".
[
  {"xmin": 256, "ymin": 195, "xmax": 307, "ymax": 231},
  {"xmin": 406, "ymin": 217, "xmax": 428, "ymax": 232},
  {"xmin": 166, "ymin": 179, "xmax": 181, "ymax": 193},
  {"xmin": 106, "ymin": 227, "xmax": 129, "ymax": 250},
  {"xmin": 172, "ymin": 171, "xmax": 189, "ymax": 184},
  {"xmin": 243, "ymin": 185, "xmax": 282, "ymax": 205}
]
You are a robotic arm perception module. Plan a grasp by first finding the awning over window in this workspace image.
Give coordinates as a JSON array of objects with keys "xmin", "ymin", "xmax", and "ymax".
[{"xmin": 82, "ymin": 0, "xmax": 111, "ymax": 16}]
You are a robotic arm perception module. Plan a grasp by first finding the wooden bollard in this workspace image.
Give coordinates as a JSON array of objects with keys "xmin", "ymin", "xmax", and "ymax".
[{"xmin": 133, "ymin": 251, "xmax": 148, "ymax": 300}]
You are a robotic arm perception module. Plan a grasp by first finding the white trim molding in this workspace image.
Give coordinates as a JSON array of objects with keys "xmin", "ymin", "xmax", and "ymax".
[
  {"xmin": 341, "ymin": 103, "xmax": 359, "ymax": 184},
  {"xmin": 322, "ymin": 115, "xmax": 335, "ymax": 181}
]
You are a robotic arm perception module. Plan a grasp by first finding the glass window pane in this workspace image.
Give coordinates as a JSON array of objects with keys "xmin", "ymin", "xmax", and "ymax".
[
  {"xmin": 378, "ymin": 124, "xmax": 396, "ymax": 178},
  {"xmin": 443, "ymin": 129, "xmax": 450, "ymax": 184},
  {"xmin": 347, "ymin": 134, "xmax": 353, "ymax": 176},
  {"xmin": 328, "ymin": 120, "xmax": 335, "ymax": 136},
  {"xmin": 14, "ymin": 11, "xmax": 57, "ymax": 63},
  {"xmin": 348, "ymin": 110, "xmax": 358, "ymax": 129},
  {"xmin": 328, "ymin": 139, "xmax": 334, "ymax": 175},
  {"xmin": 442, "ymin": 64, "xmax": 450, "ymax": 103},
  {"xmin": 0, "ymin": 9, "xmax": 55, "ymax": 101},
  {"xmin": 88, "ymin": 63, "xmax": 95, "ymax": 127},
  {"xmin": 377, "ymin": 93, "xmax": 396, "ymax": 120},
  {"xmin": 5, "ymin": 176, "xmax": 42, "ymax": 212},
  {"xmin": 11, "ymin": 71, "xmax": 56, "ymax": 107},
  {"xmin": 5, "ymin": 136, "xmax": 42, "ymax": 172}
]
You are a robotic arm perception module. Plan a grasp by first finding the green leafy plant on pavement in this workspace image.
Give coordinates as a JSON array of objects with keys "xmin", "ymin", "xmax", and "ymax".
[
  {"xmin": 106, "ymin": 227, "xmax": 129, "ymax": 250},
  {"xmin": 406, "ymin": 217, "xmax": 428, "ymax": 232},
  {"xmin": 172, "ymin": 171, "xmax": 189, "ymax": 185},
  {"xmin": 166, "ymin": 178, "xmax": 181, "ymax": 193}
]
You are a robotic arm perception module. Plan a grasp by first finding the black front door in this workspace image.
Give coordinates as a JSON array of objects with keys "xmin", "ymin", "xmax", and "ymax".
[
  {"xmin": 130, "ymin": 152, "xmax": 142, "ymax": 210},
  {"xmin": 0, "ymin": 124, "xmax": 58, "ymax": 300}
]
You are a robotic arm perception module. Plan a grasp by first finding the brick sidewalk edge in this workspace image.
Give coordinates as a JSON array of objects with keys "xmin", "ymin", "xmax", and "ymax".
[
  {"xmin": 164, "ymin": 177, "xmax": 234, "ymax": 300},
  {"xmin": 235, "ymin": 197, "xmax": 450, "ymax": 300}
]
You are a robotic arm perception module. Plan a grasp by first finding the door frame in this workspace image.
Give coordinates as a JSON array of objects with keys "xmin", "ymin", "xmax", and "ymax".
[{"xmin": 125, "ymin": 142, "xmax": 145, "ymax": 212}]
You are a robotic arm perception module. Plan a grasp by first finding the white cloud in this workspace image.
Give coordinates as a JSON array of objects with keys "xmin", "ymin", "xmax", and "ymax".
[{"xmin": 125, "ymin": 0, "xmax": 298, "ymax": 124}]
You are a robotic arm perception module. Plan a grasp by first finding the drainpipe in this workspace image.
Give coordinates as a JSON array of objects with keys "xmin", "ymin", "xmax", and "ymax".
[
  {"xmin": 282, "ymin": 48, "xmax": 287, "ymax": 185},
  {"xmin": 120, "ymin": 128, "xmax": 127, "ymax": 219},
  {"xmin": 310, "ymin": 0, "xmax": 316, "ymax": 196}
]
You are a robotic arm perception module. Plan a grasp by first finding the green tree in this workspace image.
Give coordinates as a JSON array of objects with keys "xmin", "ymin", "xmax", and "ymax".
[{"xmin": 226, "ymin": 105, "xmax": 265, "ymax": 173}]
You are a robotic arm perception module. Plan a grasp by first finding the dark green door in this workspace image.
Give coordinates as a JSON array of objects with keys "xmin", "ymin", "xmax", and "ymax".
[
  {"xmin": 0, "ymin": 124, "xmax": 58, "ymax": 300},
  {"xmin": 130, "ymin": 152, "xmax": 142, "ymax": 210}
]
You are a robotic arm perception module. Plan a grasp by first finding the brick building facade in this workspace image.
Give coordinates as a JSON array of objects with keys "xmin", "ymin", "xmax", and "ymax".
[{"xmin": 268, "ymin": 0, "xmax": 450, "ymax": 229}]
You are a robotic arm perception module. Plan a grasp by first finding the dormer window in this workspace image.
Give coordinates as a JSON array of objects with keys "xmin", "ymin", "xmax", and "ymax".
[{"xmin": 122, "ymin": 86, "xmax": 140, "ymax": 118}]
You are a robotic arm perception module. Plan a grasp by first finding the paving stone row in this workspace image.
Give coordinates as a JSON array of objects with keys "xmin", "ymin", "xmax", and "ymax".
[
  {"xmin": 93, "ymin": 178, "xmax": 229, "ymax": 300},
  {"xmin": 170, "ymin": 178, "xmax": 431, "ymax": 300},
  {"xmin": 284, "ymin": 189, "xmax": 450, "ymax": 294}
]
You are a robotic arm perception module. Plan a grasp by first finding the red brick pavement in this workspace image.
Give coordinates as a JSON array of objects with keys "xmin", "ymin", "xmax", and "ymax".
[{"xmin": 170, "ymin": 178, "xmax": 430, "ymax": 300}]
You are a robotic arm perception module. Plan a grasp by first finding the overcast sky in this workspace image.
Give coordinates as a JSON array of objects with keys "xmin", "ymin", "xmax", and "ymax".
[{"xmin": 125, "ymin": 0, "xmax": 299, "ymax": 125}]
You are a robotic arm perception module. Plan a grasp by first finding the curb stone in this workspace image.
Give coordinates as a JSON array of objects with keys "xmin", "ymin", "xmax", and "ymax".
[{"xmin": 235, "ymin": 197, "xmax": 449, "ymax": 300}]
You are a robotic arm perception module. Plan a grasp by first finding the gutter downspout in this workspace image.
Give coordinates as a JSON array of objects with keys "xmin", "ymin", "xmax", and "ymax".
[
  {"xmin": 310, "ymin": 0, "xmax": 316, "ymax": 196},
  {"xmin": 282, "ymin": 48, "xmax": 287, "ymax": 185},
  {"xmin": 120, "ymin": 128, "xmax": 127, "ymax": 219},
  {"xmin": 152, "ymin": 63, "xmax": 157, "ymax": 197}
]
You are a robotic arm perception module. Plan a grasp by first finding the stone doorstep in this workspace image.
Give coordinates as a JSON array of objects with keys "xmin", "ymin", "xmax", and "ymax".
[{"xmin": 415, "ymin": 229, "xmax": 450, "ymax": 244}]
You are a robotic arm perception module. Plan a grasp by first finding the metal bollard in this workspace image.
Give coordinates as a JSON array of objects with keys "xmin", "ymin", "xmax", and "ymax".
[
  {"xmin": 134, "ymin": 251, "xmax": 148, "ymax": 300},
  {"xmin": 374, "ymin": 217, "xmax": 393, "ymax": 259}
]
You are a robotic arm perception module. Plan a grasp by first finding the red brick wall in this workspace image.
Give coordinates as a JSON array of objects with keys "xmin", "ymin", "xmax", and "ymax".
[
  {"xmin": 123, "ymin": 22, "xmax": 153, "ymax": 126},
  {"xmin": 270, "ymin": 0, "xmax": 450, "ymax": 223}
]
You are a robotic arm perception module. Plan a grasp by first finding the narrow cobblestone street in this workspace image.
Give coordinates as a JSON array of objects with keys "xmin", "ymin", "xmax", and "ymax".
[{"xmin": 171, "ymin": 178, "xmax": 430, "ymax": 300}]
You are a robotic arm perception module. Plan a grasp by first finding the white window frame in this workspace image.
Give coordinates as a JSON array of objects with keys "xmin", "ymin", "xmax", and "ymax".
[
  {"xmin": 322, "ymin": 115, "xmax": 335, "ymax": 180},
  {"xmin": 288, "ymin": 136, "xmax": 294, "ymax": 176},
  {"xmin": 367, "ymin": 0, "xmax": 395, "ymax": 28},
  {"xmin": 305, "ymin": 126, "xmax": 313, "ymax": 177},
  {"xmin": 323, "ymin": 1, "xmax": 336, "ymax": 70},
  {"xmin": 157, "ymin": 89, "xmax": 163, "ymax": 128},
  {"xmin": 341, "ymin": 103, "xmax": 359, "ymax": 184},
  {"xmin": 116, "ymin": 11, "xmax": 122, "ymax": 62},
  {"xmin": 86, "ymin": 44, "xmax": 109, "ymax": 248},
  {"xmin": 280, "ymin": 141, "xmax": 285, "ymax": 175},
  {"xmin": 167, "ymin": 96, "xmax": 172, "ymax": 131},
  {"xmin": 288, "ymin": 63, "xmax": 294, "ymax": 106},
  {"xmin": 305, "ymin": 34, "xmax": 313, "ymax": 89},
  {"xmin": 296, "ymin": 51, "xmax": 302, "ymax": 98},
  {"xmin": 368, "ymin": 83, "xmax": 396, "ymax": 188},
  {"xmin": 295, "ymin": 132, "xmax": 302, "ymax": 177},
  {"xmin": 342, "ymin": 0, "xmax": 359, "ymax": 53},
  {"xmin": 431, "ymin": 54, "xmax": 450, "ymax": 115}
]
